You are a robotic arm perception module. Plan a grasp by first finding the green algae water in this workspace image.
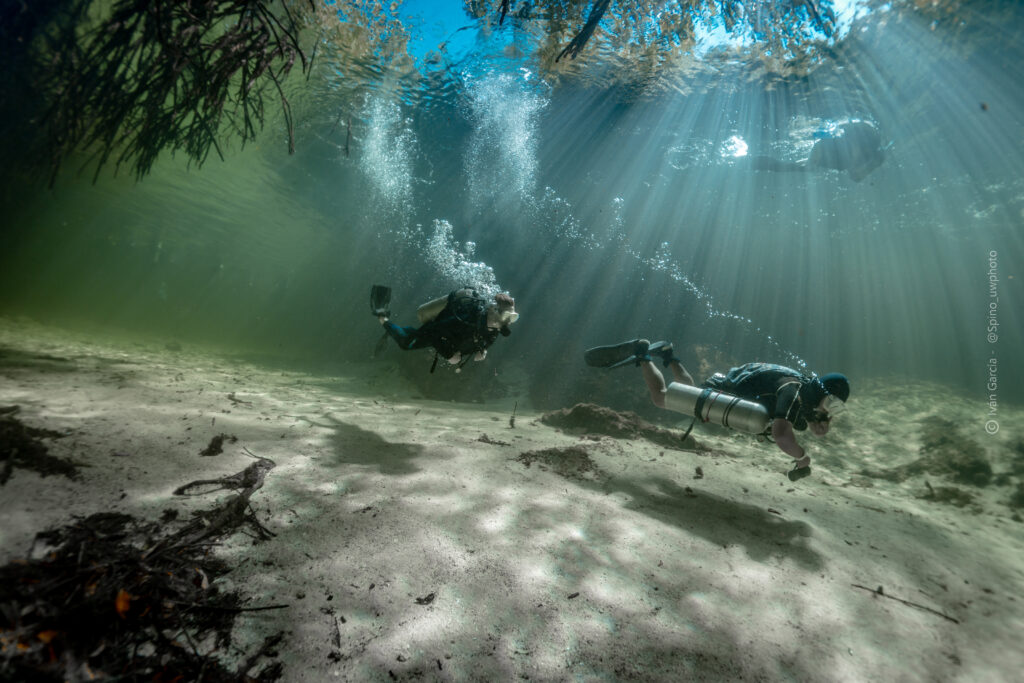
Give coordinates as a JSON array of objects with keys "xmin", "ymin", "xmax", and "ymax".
[{"xmin": 1, "ymin": 1, "xmax": 1022, "ymax": 428}]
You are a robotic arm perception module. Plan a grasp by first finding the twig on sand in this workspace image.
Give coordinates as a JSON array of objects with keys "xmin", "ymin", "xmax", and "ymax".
[
  {"xmin": 151, "ymin": 455, "xmax": 277, "ymax": 558},
  {"xmin": 173, "ymin": 457, "xmax": 273, "ymax": 496},
  {"xmin": 331, "ymin": 613, "xmax": 342, "ymax": 648},
  {"xmin": 851, "ymin": 584, "xmax": 960, "ymax": 624},
  {"xmin": 227, "ymin": 392, "xmax": 253, "ymax": 407},
  {"xmin": 222, "ymin": 604, "xmax": 288, "ymax": 613}
]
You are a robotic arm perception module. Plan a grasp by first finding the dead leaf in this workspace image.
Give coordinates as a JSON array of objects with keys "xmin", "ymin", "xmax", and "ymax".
[{"xmin": 115, "ymin": 589, "xmax": 133, "ymax": 618}]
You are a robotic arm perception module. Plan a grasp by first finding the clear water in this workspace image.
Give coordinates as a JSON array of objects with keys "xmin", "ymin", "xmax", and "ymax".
[{"xmin": 1, "ymin": 0, "xmax": 1022, "ymax": 419}]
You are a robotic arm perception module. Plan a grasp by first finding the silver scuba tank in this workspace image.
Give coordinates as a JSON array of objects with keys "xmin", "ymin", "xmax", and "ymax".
[{"xmin": 664, "ymin": 382, "xmax": 771, "ymax": 435}]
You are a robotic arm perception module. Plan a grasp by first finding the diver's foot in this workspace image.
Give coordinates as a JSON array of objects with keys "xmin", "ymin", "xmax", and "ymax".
[
  {"xmin": 583, "ymin": 339, "xmax": 651, "ymax": 369},
  {"xmin": 648, "ymin": 341, "xmax": 683, "ymax": 368}
]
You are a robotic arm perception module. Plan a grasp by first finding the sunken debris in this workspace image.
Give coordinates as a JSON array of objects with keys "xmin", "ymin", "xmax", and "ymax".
[
  {"xmin": 0, "ymin": 456, "xmax": 282, "ymax": 680},
  {"xmin": 515, "ymin": 446, "xmax": 605, "ymax": 482},
  {"xmin": 0, "ymin": 406, "xmax": 76, "ymax": 485},
  {"xmin": 200, "ymin": 433, "xmax": 239, "ymax": 457}
]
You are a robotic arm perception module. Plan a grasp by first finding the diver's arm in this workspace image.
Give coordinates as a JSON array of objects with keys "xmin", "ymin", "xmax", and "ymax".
[{"xmin": 771, "ymin": 418, "xmax": 807, "ymax": 464}]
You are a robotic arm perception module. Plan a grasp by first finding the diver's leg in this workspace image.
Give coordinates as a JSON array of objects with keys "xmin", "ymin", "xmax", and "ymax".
[
  {"xmin": 641, "ymin": 360, "xmax": 669, "ymax": 409},
  {"xmin": 667, "ymin": 360, "xmax": 695, "ymax": 386},
  {"xmin": 382, "ymin": 322, "xmax": 432, "ymax": 351},
  {"xmin": 648, "ymin": 341, "xmax": 695, "ymax": 385}
]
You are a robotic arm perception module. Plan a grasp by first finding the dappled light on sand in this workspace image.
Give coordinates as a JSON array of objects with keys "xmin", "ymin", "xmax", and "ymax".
[{"xmin": 2, "ymin": 320, "xmax": 1023, "ymax": 679}]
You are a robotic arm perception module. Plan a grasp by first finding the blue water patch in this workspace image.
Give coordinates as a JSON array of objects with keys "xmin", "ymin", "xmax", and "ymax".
[
  {"xmin": 395, "ymin": 0, "xmax": 477, "ymax": 70},
  {"xmin": 327, "ymin": 0, "xmax": 874, "ymax": 88}
]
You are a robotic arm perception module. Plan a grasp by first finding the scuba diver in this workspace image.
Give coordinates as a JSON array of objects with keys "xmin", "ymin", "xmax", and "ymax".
[
  {"xmin": 750, "ymin": 120, "xmax": 887, "ymax": 182},
  {"xmin": 371, "ymin": 284, "xmax": 519, "ymax": 372},
  {"xmin": 585, "ymin": 339, "xmax": 850, "ymax": 481}
]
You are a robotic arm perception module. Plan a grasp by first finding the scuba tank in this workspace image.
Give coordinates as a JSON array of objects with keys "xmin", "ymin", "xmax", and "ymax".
[
  {"xmin": 416, "ymin": 296, "xmax": 449, "ymax": 324},
  {"xmin": 417, "ymin": 287, "xmax": 486, "ymax": 325},
  {"xmin": 665, "ymin": 383, "xmax": 770, "ymax": 435}
]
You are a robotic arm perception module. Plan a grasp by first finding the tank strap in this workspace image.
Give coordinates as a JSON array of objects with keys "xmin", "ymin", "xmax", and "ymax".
[
  {"xmin": 693, "ymin": 387, "xmax": 714, "ymax": 422},
  {"xmin": 681, "ymin": 417, "xmax": 697, "ymax": 444},
  {"xmin": 695, "ymin": 387, "xmax": 751, "ymax": 429}
]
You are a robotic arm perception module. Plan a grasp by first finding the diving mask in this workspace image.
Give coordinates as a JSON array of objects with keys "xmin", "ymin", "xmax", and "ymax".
[
  {"xmin": 821, "ymin": 394, "xmax": 846, "ymax": 417},
  {"xmin": 487, "ymin": 305, "xmax": 519, "ymax": 328}
]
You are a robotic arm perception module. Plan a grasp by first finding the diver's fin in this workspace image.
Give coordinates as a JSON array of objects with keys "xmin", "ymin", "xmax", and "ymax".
[
  {"xmin": 370, "ymin": 284, "xmax": 391, "ymax": 317},
  {"xmin": 647, "ymin": 341, "xmax": 681, "ymax": 368},
  {"xmin": 584, "ymin": 339, "xmax": 651, "ymax": 369},
  {"xmin": 787, "ymin": 465, "xmax": 812, "ymax": 482}
]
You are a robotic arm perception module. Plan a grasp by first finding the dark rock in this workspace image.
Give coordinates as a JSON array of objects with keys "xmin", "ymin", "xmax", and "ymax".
[
  {"xmin": 1008, "ymin": 483, "xmax": 1024, "ymax": 510},
  {"xmin": 515, "ymin": 446, "xmax": 604, "ymax": 482},
  {"xmin": 862, "ymin": 417, "xmax": 992, "ymax": 487},
  {"xmin": 1008, "ymin": 439, "xmax": 1024, "ymax": 476},
  {"xmin": 918, "ymin": 481, "xmax": 977, "ymax": 508}
]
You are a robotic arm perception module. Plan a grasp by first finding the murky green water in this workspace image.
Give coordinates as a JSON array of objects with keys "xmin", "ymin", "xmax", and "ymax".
[{"xmin": 1, "ymin": 0, "xmax": 1021, "ymax": 420}]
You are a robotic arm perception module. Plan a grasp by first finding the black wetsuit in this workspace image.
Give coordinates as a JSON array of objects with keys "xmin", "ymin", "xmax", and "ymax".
[
  {"xmin": 703, "ymin": 363, "xmax": 827, "ymax": 431},
  {"xmin": 383, "ymin": 289, "xmax": 507, "ymax": 363}
]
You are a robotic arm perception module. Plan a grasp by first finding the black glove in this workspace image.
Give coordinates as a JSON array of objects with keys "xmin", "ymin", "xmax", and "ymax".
[{"xmin": 787, "ymin": 465, "xmax": 812, "ymax": 482}]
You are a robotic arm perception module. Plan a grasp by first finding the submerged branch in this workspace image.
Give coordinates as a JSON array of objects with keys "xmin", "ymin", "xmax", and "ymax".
[
  {"xmin": 557, "ymin": 0, "xmax": 612, "ymax": 62},
  {"xmin": 35, "ymin": 0, "xmax": 315, "ymax": 185}
]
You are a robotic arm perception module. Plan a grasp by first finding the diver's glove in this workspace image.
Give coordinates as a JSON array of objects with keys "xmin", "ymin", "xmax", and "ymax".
[{"xmin": 787, "ymin": 464, "xmax": 812, "ymax": 482}]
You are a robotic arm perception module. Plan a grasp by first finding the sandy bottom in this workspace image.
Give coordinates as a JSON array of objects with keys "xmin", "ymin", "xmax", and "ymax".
[{"xmin": 2, "ymin": 317, "xmax": 1023, "ymax": 681}]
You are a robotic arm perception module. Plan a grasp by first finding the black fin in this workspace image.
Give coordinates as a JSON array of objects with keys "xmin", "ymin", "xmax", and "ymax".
[
  {"xmin": 370, "ymin": 285, "xmax": 391, "ymax": 316},
  {"xmin": 584, "ymin": 339, "xmax": 650, "ymax": 369}
]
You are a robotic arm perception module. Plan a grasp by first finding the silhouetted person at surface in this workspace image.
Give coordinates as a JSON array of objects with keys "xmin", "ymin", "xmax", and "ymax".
[
  {"xmin": 371, "ymin": 285, "xmax": 518, "ymax": 372},
  {"xmin": 751, "ymin": 120, "xmax": 887, "ymax": 182},
  {"xmin": 585, "ymin": 339, "xmax": 850, "ymax": 481}
]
